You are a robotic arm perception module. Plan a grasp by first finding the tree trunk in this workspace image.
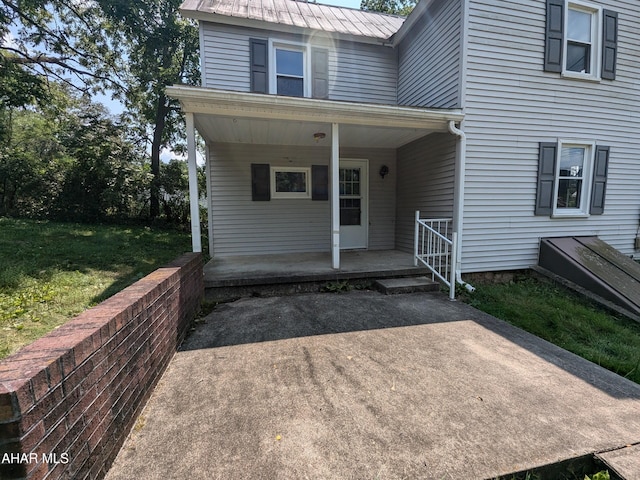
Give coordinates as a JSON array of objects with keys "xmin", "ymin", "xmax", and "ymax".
[{"xmin": 150, "ymin": 93, "xmax": 168, "ymax": 219}]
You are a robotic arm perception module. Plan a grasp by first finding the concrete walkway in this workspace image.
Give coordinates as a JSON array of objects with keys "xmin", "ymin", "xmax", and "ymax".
[{"xmin": 105, "ymin": 291, "xmax": 640, "ymax": 480}]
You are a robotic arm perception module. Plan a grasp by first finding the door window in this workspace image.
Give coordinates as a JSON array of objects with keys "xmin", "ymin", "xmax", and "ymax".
[{"xmin": 339, "ymin": 167, "xmax": 361, "ymax": 226}]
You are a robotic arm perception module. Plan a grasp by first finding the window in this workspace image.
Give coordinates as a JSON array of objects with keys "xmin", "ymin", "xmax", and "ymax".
[
  {"xmin": 564, "ymin": 3, "xmax": 599, "ymax": 78},
  {"xmin": 555, "ymin": 142, "xmax": 593, "ymax": 213},
  {"xmin": 250, "ymin": 39, "xmax": 328, "ymax": 98},
  {"xmin": 339, "ymin": 167, "xmax": 362, "ymax": 226},
  {"xmin": 251, "ymin": 164, "xmax": 328, "ymax": 201},
  {"xmin": 270, "ymin": 167, "xmax": 311, "ymax": 199},
  {"xmin": 535, "ymin": 140, "xmax": 610, "ymax": 217},
  {"xmin": 275, "ymin": 48, "xmax": 304, "ymax": 97},
  {"xmin": 270, "ymin": 42, "xmax": 309, "ymax": 97},
  {"xmin": 544, "ymin": 0, "xmax": 618, "ymax": 81}
]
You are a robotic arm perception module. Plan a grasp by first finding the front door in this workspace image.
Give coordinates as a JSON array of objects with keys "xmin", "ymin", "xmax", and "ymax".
[{"xmin": 339, "ymin": 159, "xmax": 368, "ymax": 249}]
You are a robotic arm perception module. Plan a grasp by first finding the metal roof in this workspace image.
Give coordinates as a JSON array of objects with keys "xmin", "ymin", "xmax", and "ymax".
[{"xmin": 180, "ymin": 0, "xmax": 406, "ymax": 41}]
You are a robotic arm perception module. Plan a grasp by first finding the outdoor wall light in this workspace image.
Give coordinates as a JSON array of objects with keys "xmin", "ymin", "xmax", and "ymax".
[
  {"xmin": 379, "ymin": 165, "xmax": 389, "ymax": 178},
  {"xmin": 313, "ymin": 132, "xmax": 326, "ymax": 142}
]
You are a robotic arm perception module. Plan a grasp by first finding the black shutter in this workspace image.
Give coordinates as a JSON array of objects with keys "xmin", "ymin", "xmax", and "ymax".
[
  {"xmin": 535, "ymin": 142, "xmax": 558, "ymax": 216},
  {"xmin": 251, "ymin": 163, "xmax": 270, "ymax": 201},
  {"xmin": 544, "ymin": 0, "xmax": 564, "ymax": 73},
  {"xmin": 250, "ymin": 39, "xmax": 268, "ymax": 93},
  {"xmin": 312, "ymin": 48, "xmax": 329, "ymax": 99},
  {"xmin": 601, "ymin": 10, "xmax": 618, "ymax": 80},
  {"xmin": 312, "ymin": 165, "xmax": 328, "ymax": 200},
  {"xmin": 590, "ymin": 146, "xmax": 609, "ymax": 215}
]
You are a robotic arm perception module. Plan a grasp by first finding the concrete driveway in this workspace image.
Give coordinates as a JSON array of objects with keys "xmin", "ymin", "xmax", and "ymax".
[{"xmin": 106, "ymin": 291, "xmax": 640, "ymax": 480}]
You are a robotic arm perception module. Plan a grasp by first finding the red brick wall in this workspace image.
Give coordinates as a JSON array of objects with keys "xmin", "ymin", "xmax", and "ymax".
[{"xmin": 0, "ymin": 253, "xmax": 203, "ymax": 480}]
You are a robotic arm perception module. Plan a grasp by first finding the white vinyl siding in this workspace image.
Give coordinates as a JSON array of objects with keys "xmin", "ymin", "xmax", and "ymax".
[
  {"xmin": 208, "ymin": 143, "xmax": 396, "ymax": 256},
  {"xmin": 201, "ymin": 23, "xmax": 252, "ymax": 90},
  {"xmin": 329, "ymin": 42, "xmax": 397, "ymax": 104},
  {"xmin": 461, "ymin": 0, "xmax": 640, "ymax": 272},
  {"xmin": 200, "ymin": 22, "xmax": 397, "ymax": 104},
  {"xmin": 397, "ymin": 0, "xmax": 462, "ymax": 108},
  {"xmin": 395, "ymin": 133, "xmax": 457, "ymax": 253}
]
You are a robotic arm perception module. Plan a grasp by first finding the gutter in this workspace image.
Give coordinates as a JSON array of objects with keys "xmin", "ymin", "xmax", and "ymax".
[{"xmin": 448, "ymin": 120, "xmax": 475, "ymax": 293}]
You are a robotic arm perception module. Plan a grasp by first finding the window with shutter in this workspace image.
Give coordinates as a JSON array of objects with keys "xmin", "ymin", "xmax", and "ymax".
[
  {"xmin": 544, "ymin": 1, "xmax": 618, "ymax": 81},
  {"xmin": 250, "ymin": 39, "xmax": 268, "ymax": 94},
  {"xmin": 251, "ymin": 164, "xmax": 271, "ymax": 201},
  {"xmin": 589, "ymin": 146, "xmax": 609, "ymax": 215},
  {"xmin": 535, "ymin": 143, "xmax": 558, "ymax": 216},
  {"xmin": 312, "ymin": 48, "xmax": 329, "ymax": 100},
  {"xmin": 535, "ymin": 141, "xmax": 610, "ymax": 217},
  {"xmin": 601, "ymin": 10, "xmax": 618, "ymax": 80},
  {"xmin": 312, "ymin": 165, "xmax": 329, "ymax": 201}
]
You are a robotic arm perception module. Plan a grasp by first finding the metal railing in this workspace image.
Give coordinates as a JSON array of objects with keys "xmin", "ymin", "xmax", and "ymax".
[{"xmin": 414, "ymin": 211, "xmax": 457, "ymax": 300}]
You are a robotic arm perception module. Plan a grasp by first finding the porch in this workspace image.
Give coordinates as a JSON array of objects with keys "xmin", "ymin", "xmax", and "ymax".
[
  {"xmin": 166, "ymin": 86, "xmax": 466, "ymax": 272},
  {"xmin": 204, "ymin": 249, "xmax": 432, "ymax": 301}
]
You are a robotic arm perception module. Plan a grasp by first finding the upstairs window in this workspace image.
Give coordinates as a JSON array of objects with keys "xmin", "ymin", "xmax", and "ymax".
[
  {"xmin": 544, "ymin": 0, "xmax": 618, "ymax": 81},
  {"xmin": 250, "ymin": 38, "xmax": 328, "ymax": 99},
  {"xmin": 566, "ymin": 6, "xmax": 596, "ymax": 75},
  {"xmin": 270, "ymin": 42, "xmax": 309, "ymax": 98},
  {"xmin": 275, "ymin": 48, "xmax": 305, "ymax": 97}
]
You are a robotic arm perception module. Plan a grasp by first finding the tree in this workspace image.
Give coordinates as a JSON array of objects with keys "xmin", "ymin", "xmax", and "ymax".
[
  {"xmin": 54, "ymin": 99, "xmax": 150, "ymax": 222},
  {"xmin": 157, "ymin": 158, "xmax": 207, "ymax": 229},
  {"xmin": 0, "ymin": 109, "xmax": 64, "ymax": 217},
  {"xmin": 96, "ymin": 0, "xmax": 200, "ymax": 219},
  {"xmin": 0, "ymin": 0, "xmax": 121, "ymax": 94},
  {"xmin": 360, "ymin": 0, "xmax": 415, "ymax": 16},
  {"xmin": 0, "ymin": 83, "xmax": 150, "ymax": 221},
  {"xmin": 2, "ymin": 0, "xmax": 201, "ymax": 222}
]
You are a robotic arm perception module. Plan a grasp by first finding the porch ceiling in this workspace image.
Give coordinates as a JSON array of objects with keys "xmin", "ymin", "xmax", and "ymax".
[
  {"xmin": 193, "ymin": 116, "xmax": 432, "ymax": 148},
  {"xmin": 167, "ymin": 85, "xmax": 464, "ymax": 149}
]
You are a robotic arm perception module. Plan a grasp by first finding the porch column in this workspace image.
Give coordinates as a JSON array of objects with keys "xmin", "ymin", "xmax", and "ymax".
[
  {"xmin": 331, "ymin": 122, "xmax": 340, "ymax": 269},
  {"xmin": 205, "ymin": 144, "xmax": 214, "ymax": 256},
  {"xmin": 186, "ymin": 112, "xmax": 202, "ymax": 253}
]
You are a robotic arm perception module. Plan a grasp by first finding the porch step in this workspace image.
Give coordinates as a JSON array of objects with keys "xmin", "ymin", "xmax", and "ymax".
[{"xmin": 374, "ymin": 276, "xmax": 439, "ymax": 295}]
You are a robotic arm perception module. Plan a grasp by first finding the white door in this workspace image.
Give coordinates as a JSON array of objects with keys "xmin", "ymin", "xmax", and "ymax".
[{"xmin": 339, "ymin": 159, "xmax": 368, "ymax": 249}]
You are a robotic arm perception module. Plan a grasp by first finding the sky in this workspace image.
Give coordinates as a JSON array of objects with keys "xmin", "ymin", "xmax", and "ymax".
[{"xmin": 318, "ymin": 0, "xmax": 361, "ymax": 9}]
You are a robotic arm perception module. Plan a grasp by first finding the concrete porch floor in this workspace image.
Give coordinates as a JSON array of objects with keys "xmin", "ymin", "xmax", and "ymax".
[{"xmin": 204, "ymin": 250, "xmax": 431, "ymax": 288}]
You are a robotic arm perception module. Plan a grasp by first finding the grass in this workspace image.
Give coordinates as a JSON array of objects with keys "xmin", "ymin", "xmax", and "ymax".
[
  {"xmin": 460, "ymin": 272, "xmax": 640, "ymax": 385},
  {"xmin": 0, "ymin": 217, "xmax": 192, "ymax": 359}
]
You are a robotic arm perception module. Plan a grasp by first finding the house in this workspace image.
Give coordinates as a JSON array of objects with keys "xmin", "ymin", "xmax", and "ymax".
[{"xmin": 168, "ymin": 0, "xmax": 640, "ymax": 284}]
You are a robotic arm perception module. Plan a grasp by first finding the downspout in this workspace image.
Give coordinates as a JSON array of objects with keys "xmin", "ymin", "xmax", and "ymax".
[{"xmin": 448, "ymin": 120, "xmax": 475, "ymax": 293}]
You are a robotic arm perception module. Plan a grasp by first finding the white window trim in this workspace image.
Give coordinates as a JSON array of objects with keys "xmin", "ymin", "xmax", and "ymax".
[
  {"xmin": 562, "ymin": 0, "xmax": 602, "ymax": 82},
  {"xmin": 552, "ymin": 139, "xmax": 595, "ymax": 218},
  {"xmin": 270, "ymin": 166, "xmax": 311, "ymax": 199},
  {"xmin": 268, "ymin": 39, "xmax": 311, "ymax": 98}
]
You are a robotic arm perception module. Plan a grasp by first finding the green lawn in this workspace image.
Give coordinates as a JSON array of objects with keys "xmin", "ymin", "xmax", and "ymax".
[
  {"xmin": 461, "ymin": 273, "xmax": 640, "ymax": 385},
  {"xmin": 0, "ymin": 218, "xmax": 192, "ymax": 359}
]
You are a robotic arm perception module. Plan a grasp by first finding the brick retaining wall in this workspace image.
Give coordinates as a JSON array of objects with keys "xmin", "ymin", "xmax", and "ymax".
[{"xmin": 0, "ymin": 252, "xmax": 203, "ymax": 480}]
